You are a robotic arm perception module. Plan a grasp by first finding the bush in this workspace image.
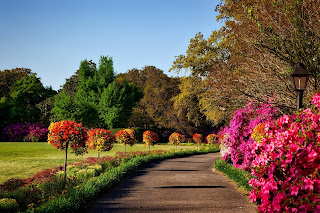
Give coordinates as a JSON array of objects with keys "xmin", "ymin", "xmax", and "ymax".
[
  {"xmin": 1, "ymin": 123, "xmax": 48, "ymax": 142},
  {"xmin": 218, "ymin": 101, "xmax": 279, "ymax": 170},
  {"xmin": 0, "ymin": 198, "xmax": 19, "ymax": 213},
  {"xmin": 248, "ymin": 93, "xmax": 320, "ymax": 212},
  {"xmin": 168, "ymin": 132, "xmax": 184, "ymax": 145},
  {"xmin": 86, "ymin": 128, "xmax": 115, "ymax": 154},
  {"xmin": 142, "ymin": 130, "xmax": 159, "ymax": 146},
  {"xmin": 115, "ymin": 129, "xmax": 136, "ymax": 146},
  {"xmin": 192, "ymin": 133, "xmax": 203, "ymax": 144},
  {"xmin": 206, "ymin": 134, "xmax": 217, "ymax": 145},
  {"xmin": 48, "ymin": 120, "xmax": 87, "ymax": 155}
]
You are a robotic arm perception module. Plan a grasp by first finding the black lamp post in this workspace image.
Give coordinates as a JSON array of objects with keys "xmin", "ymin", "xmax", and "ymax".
[{"xmin": 291, "ymin": 63, "xmax": 311, "ymax": 110}]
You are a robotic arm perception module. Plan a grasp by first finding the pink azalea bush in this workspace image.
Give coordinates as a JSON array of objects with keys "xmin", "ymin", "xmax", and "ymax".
[
  {"xmin": 248, "ymin": 93, "xmax": 320, "ymax": 212},
  {"xmin": 1, "ymin": 123, "xmax": 48, "ymax": 142},
  {"xmin": 218, "ymin": 101, "xmax": 279, "ymax": 170}
]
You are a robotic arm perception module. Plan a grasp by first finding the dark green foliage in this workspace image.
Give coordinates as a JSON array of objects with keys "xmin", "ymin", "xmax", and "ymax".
[
  {"xmin": 1, "ymin": 74, "xmax": 57, "ymax": 125},
  {"xmin": 214, "ymin": 158, "xmax": 253, "ymax": 193},
  {"xmin": 98, "ymin": 81, "xmax": 142, "ymax": 128},
  {"xmin": 0, "ymin": 97, "xmax": 11, "ymax": 130},
  {"xmin": 52, "ymin": 56, "xmax": 141, "ymax": 129},
  {"xmin": 52, "ymin": 91, "xmax": 77, "ymax": 121},
  {"xmin": 0, "ymin": 198, "xmax": 19, "ymax": 213},
  {"xmin": 0, "ymin": 68, "xmax": 33, "ymax": 98}
]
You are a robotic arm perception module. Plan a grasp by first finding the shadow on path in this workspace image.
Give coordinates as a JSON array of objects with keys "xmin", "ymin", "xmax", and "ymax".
[{"xmin": 86, "ymin": 153, "xmax": 257, "ymax": 213}]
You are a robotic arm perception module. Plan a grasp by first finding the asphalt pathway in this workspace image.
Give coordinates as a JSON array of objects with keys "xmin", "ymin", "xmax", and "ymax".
[{"xmin": 86, "ymin": 152, "xmax": 257, "ymax": 213}]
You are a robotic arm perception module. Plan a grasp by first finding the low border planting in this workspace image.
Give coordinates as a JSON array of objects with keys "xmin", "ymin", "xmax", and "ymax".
[{"xmin": 27, "ymin": 147, "xmax": 219, "ymax": 213}]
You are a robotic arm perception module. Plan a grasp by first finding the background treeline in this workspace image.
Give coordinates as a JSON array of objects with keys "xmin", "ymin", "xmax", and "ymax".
[
  {"xmin": 0, "ymin": 57, "xmax": 215, "ymax": 142},
  {"xmin": 2, "ymin": 0, "xmax": 319, "ymax": 142}
]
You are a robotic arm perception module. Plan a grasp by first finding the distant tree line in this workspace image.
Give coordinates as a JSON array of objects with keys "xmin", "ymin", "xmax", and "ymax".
[{"xmin": 0, "ymin": 56, "xmax": 215, "ymax": 140}]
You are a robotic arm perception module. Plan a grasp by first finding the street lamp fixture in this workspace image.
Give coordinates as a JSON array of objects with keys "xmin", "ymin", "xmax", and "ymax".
[{"xmin": 291, "ymin": 63, "xmax": 311, "ymax": 110}]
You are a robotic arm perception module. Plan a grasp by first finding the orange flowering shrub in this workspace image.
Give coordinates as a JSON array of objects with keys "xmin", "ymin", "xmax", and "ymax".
[
  {"xmin": 193, "ymin": 133, "xmax": 203, "ymax": 144},
  {"xmin": 143, "ymin": 130, "xmax": 159, "ymax": 146},
  {"xmin": 86, "ymin": 129, "xmax": 114, "ymax": 152},
  {"xmin": 168, "ymin": 132, "xmax": 184, "ymax": 145},
  {"xmin": 206, "ymin": 134, "xmax": 218, "ymax": 145},
  {"xmin": 115, "ymin": 129, "xmax": 136, "ymax": 146},
  {"xmin": 48, "ymin": 120, "xmax": 87, "ymax": 155}
]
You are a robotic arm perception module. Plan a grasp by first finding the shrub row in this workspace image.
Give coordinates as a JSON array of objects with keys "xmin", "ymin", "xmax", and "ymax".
[{"xmin": 218, "ymin": 93, "xmax": 320, "ymax": 212}]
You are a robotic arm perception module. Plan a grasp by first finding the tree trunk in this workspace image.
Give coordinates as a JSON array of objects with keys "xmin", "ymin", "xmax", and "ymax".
[{"xmin": 63, "ymin": 142, "xmax": 68, "ymax": 188}]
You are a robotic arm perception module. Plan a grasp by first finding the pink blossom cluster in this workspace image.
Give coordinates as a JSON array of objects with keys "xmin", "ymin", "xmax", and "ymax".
[
  {"xmin": 218, "ymin": 101, "xmax": 279, "ymax": 170},
  {"xmin": 248, "ymin": 93, "xmax": 320, "ymax": 212}
]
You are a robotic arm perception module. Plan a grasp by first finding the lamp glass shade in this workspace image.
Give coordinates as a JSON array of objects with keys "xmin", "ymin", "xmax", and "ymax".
[
  {"xmin": 291, "ymin": 63, "xmax": 311, "ymax": 91},
  {"xmin": 293, "ymin": 76, "xmax": 308, "ymax": 90}
]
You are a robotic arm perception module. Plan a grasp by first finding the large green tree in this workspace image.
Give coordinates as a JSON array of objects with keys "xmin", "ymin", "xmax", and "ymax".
[
  {"xmin": 98, "ymin": 81, "xmax": 142, "ymax": 128},
  {"xmin": 8, "ymin": 75, "xmax": 56, "ymax": 124},
  {"xmin": 52, "ymin": 56, "xmax": 141, "ymax": 128}
]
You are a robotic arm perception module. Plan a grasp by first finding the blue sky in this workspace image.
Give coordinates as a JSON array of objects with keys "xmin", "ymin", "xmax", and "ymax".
[{"xmin": 0, "ymin": 0, "xmax": 223, "ymax": 90}]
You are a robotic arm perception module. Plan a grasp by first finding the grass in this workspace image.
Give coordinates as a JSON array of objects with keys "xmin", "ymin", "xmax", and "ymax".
[
  {"xmin": 0, "ymin": 142, "xmax": 201, "ymax": 184},
  {"xmin": 214, "ymin": 158, "xmax": 254, "ymax": 194}
]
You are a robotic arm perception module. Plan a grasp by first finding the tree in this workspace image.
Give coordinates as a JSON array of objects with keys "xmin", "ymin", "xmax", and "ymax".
[
  {"xmin": 48, "ymin": 120, "xmax": 87, "ymax": 184},
  {"xmin": 53, "ymin": 56, "xmax": 141, "ymax": 129},
  {"xmin": 122, "ymin": 66, "xmax": 183, "ymax": 130},
  {"xmin": 170, "ymin": 0, "xmax": 312, "ymax": 121},
  {"xmin": 172, "ymin": 77, "xmax": 206, "ymax": 128},
  {"xmin": 214, "ymin": 0, "xmax": 320, "ymax": 110},
  {"xmin": 0, "ymin": 68, "xmax": 34, "ymax": 98},
  {"xmin": 86, "ymin": 128, "xmax": 115, "ymax": 158},
  {"xmin": 9, "ymin": 75, "xmax": 56, "ymax": 123},
  {"xmin": 98, "ymin": 81, "xmax": 142, "ymax": 128}
]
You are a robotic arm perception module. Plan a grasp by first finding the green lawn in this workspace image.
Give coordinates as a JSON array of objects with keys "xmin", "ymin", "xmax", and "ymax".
[{"xmin": 0, "ymin": 142, "xmax": 199, "ymax": 184}]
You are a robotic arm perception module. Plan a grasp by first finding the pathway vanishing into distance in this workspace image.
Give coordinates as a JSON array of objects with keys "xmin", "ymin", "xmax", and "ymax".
[{"xmin": 86, "ymin": 152, "xmax": 257, "ymax": 213}]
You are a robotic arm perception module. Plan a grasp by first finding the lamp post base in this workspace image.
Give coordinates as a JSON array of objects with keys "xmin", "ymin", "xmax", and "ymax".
[{"xmin": 296, "ymin": 90, "xmax": 304, "ymax": 110}]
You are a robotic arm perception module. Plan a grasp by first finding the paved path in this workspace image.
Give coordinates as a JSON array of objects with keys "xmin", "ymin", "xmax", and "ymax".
[{"xmin": 86, "ymin": 153, "xmax": 257, "ymax": 213}]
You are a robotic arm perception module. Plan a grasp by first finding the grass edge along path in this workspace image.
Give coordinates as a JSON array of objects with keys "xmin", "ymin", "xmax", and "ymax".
[
  {"xmin": 214, "ymin": 158, "xmax": 254, "ymax": 195},
  {"xmin": 29, "ymin": 147, "xmax": 219, "ymax": 213}
]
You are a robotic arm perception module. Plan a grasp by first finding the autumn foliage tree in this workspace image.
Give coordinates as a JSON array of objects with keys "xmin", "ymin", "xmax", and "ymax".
[{"xmin": 171, "ymin": 1, "xmax": 320, "ymax": 124}]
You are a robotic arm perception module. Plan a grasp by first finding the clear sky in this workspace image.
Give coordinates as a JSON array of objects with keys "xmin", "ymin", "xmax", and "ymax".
[{"xmin": 0, "ymin": 0, "xmax": 223, "ymax": 90}]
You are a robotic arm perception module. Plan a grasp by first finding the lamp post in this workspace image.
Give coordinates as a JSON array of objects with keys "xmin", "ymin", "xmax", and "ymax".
[{"xmin": 291, "ymin": 63, "xmax": 311, "ymax": 110}]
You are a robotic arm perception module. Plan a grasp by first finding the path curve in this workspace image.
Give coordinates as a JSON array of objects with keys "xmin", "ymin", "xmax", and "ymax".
[{"xmin": 86, "ymin": 153, "xmax": 257, "ymax": 213}]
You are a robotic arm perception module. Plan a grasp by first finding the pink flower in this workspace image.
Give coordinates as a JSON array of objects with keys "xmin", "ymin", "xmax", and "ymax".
[
  {"xmin": 249, "ymin": 190, "xmax": 257, "ymax": 202},
  {"xmin": 303, "ymin": 178, "xmax": 314, "ymax": 191},
  {"xmin": 308, "ymin": 149, "xmax": 317, "ymax": 162},
  {"xmin": 312, "ymin": 93, "xmax": 320, "ymax": 108},
  {"xmin": 278, "ymin": 114, "xmax": 290, "ymax": 126},
  {"xmin": 290, "ymin": 185, "xmax": 300, "ymax": 196}
]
